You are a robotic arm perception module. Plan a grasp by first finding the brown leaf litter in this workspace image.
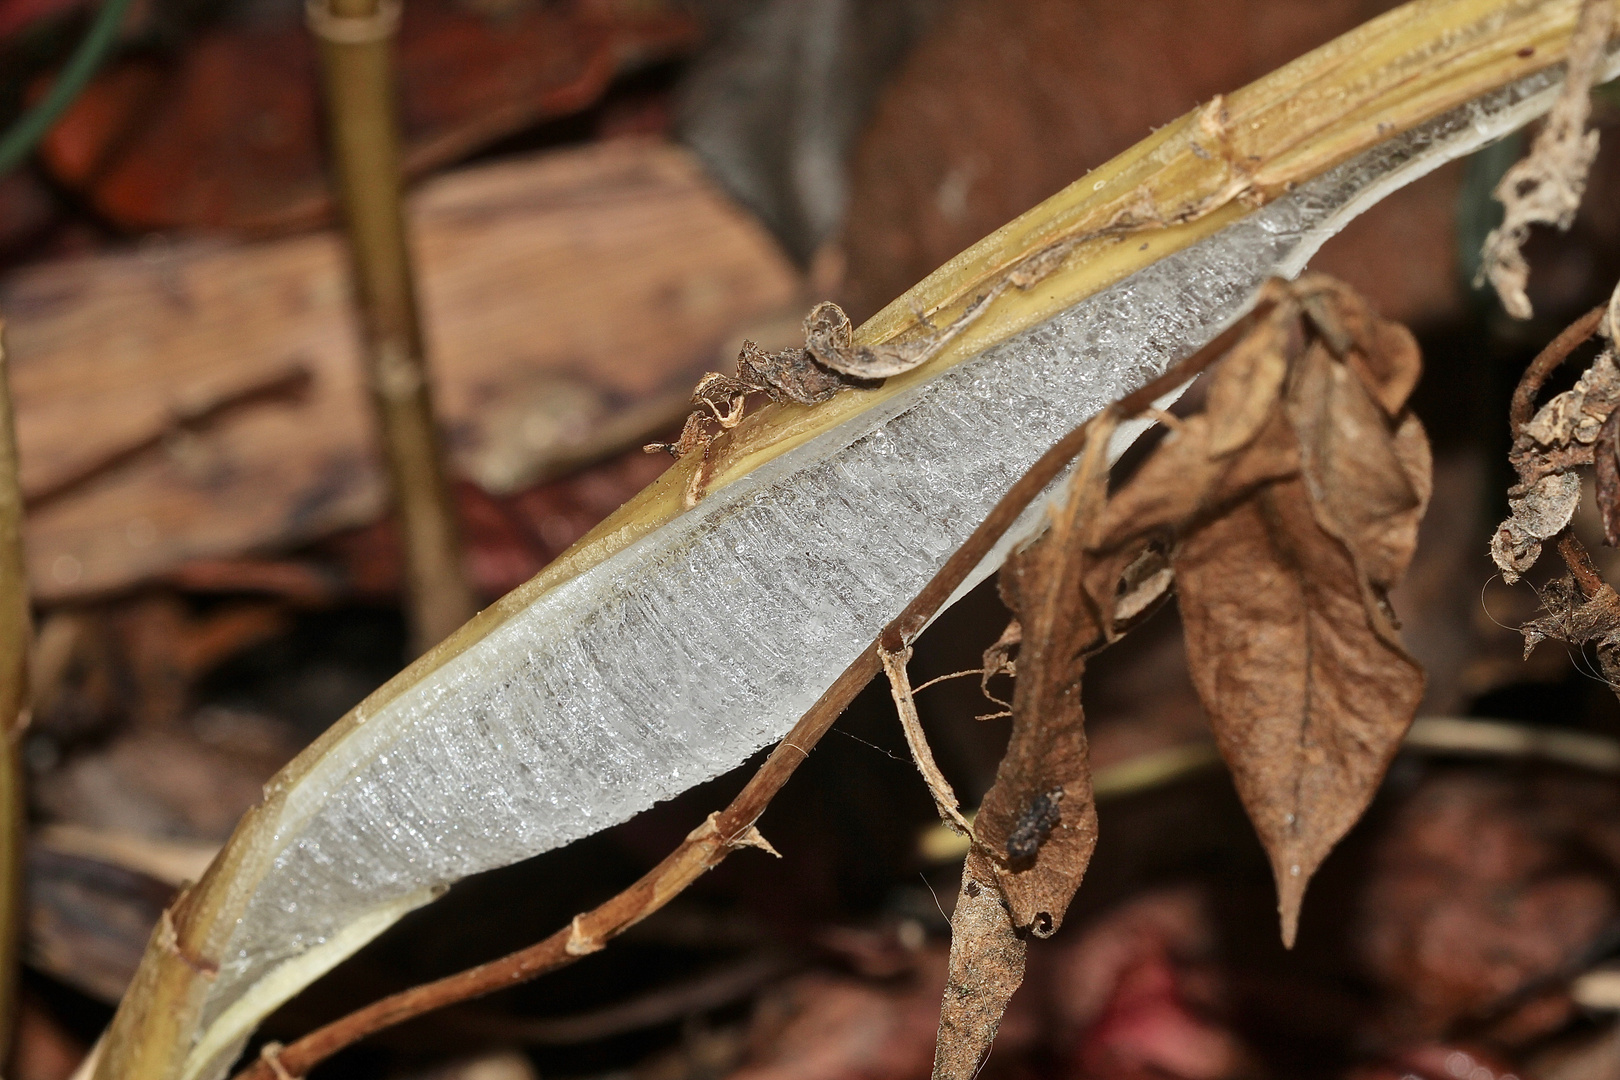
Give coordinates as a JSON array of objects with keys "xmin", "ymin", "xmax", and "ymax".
[
  {"xmin": 1489, "ymin": 281, "xmax": 1620, "ymax": 696},
  {"xmin": 890, "ymin": 275, "xmax": 1431, "ymax": 1078},
  {"xmin": 1477, "ymin": 0, "xmax": 1614, "ymax": 319}
]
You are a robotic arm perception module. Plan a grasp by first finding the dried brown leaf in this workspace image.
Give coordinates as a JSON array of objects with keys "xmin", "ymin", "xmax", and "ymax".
[
  {"xmin": 1492, "ymin": 471, "xmax": 1582, "ymax": 583},
  {"xmin": 1092, "ymin": 405, "xmax": 1300, "ymax": 552},
  {"xmin": 933, "ymin": 872, "xmax": 1027, "ymax": 1080},
  {"xmin": 1175, "ymin": 477, "xmax": 1424, "ymax": 947},
  {"xmin": 929, "ymin": 414, "xmax": 1119, "ymax": 1079},
  {"xmin": 1298, "ymin": 275, "xmax": 1422, "ymax": 416},
  {"xmin": 1204, "ymin": 312, "xmax": 1297, "ymax": 457},
  {"xmin": 1092, "ymin": 279, "xmax": 1428, "ymax": 948},
  {"xmin": 1285, "ymin": 340, "xmax": 1430, "ymax": 625}
]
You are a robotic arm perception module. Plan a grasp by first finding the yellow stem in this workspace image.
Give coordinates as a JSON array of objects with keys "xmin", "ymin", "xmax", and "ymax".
[{"xmin": 314, "ymin": 0, "xmax": 476, "ymax": 654}]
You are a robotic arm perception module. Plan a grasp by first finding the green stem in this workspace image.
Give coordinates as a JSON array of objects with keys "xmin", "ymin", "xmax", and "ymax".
[{"xmin": 0, "ymin": 0, "xmax": 136, "ymax": 176}]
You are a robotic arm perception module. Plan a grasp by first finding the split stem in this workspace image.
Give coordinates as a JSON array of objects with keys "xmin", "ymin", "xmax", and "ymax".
[{"xmin": 228, "ymin": 307, "xmax": 1253, "ymax": 1080}]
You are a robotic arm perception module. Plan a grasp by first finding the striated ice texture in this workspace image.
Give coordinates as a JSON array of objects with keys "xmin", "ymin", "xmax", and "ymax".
[{"xmin": 186, "ymin": 61, "xmax": 1612, "ymax": 1079}]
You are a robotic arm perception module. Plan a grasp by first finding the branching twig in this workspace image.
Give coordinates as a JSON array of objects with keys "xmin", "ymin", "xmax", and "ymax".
[
  {"xmin": 1509, "ymin": 303, "xmax": 1609, "ymax": 434},
  {"xmin": 227, "ymin": 312, "xmax": 1253, "ymax": 1080},
  {"xmin": 880, "ymin": 643, "xmax": 976, "ymax": 836},
  {"xmin": 1558, "ymin": 532, "xmax": 1608, "ymax": 598}
]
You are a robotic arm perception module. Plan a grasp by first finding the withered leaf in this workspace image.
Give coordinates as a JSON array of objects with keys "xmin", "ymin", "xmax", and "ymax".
[
  {"xmin": 1204, "ymin": 311, "xmax": 1298, "ymax": 457},
  {"xmin": 1094, "ymin": 279, "xmax": 1428, "ymax": 947},
  {"xmin": 968, "ymin": 416, "xmax": 1120, "ymax": 938},
  {"xmin": 930, "ymin": 417, "xmax": 1118, "ymax": 1080},
  {"xmin": 1175, "ymin": 476, "xmax": 1424, "ymax": 947},
  {"xmin": 1492, "ymin": 346, "xmax": 1620, "ymax": 578},
  {"xmin": 1520, "ymin": 343, "xmax": 1620, "ymax": 449},
  {"xmin": 934, "ymin": 873, "xmax": 1027, "ymax": 1080},
  {"xmin": 1492, "ymin": 471, "xmax": 1581, "ymax": 583},
  {"xmin": 1298, "ymin": 275, "xmax": 1422, "ymax": 416},
  {"xmin": 1092, "ymin": 404, "xmax": 1300, "ymax": 552},
  {"xmin": 1520, "ymin": 572, "xmax": 1620, "ymax": 688},
  {"xmin": 804, "ymin": 293, "xmax": 994, "ymax": 380},
  {"xmin": 1285, "ymin": 339, "xmax": 1430, "ymax": 625}
]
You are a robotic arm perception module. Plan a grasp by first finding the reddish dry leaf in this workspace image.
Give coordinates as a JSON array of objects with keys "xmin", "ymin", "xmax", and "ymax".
[
  {"xmin": 930, "ymin": 416, "xmax": 1120, "ymax": 1079},
  {"xmin": 1093, "ymin": 407, "xmax": 1300, "ymax": 554},
  {"xmin": 1175, "ymin": 476, "xmax": 1423, "ymax": 947},
  {"xmin": 1285, "ymin": 339, "xmax": 1430, "ymax": 623},
  {"xmin": 38, "ymin": 0, "xmax": 697, "ymax": 233},
  {"xmin": 972, "ymin": 415, "xmax": 1118, "ymax": 935}
]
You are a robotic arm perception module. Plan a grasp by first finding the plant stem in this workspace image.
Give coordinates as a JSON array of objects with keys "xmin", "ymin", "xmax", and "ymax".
[
  {"xmin": 229, "ymin": 307, "xmax": 1254, "ymax": 1080},
  {"xmin": 0, "ymin": 327, "xmax": 31, "ymax": 1069},
  {"xmin": 1509, "ymin": 302, "xmax": 1607, "ymax": 434},
  {"xmin": 313, "ymin": 0, "xmax": 476, "ymax": 654}
]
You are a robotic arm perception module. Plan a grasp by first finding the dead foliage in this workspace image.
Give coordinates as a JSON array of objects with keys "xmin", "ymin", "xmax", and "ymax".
[
  {"xmin": 1491, "ymin": 284, "xmax": 1620, "ymax": 695},
  {"xmin": 649, "ymin": 296, "xmax": 1000, "ymax": 507},
  {"xmin": 1477, "ymin": 0, "xmax": 1614, "ymax": 319},
  {"xmin": 883, "ymin": 274, "xmax": 1431, "ymax": 1077}
]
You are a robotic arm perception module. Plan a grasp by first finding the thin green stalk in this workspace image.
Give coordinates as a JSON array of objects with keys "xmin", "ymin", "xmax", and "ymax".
[{"xmin": 0, "ymin": 0, "xmax": 135, "ymax": 176}]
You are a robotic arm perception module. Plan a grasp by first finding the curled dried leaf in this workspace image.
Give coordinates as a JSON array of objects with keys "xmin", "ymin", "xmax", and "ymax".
[
  {"xmin": 934, "ymin": 873, "xmax": 1026, "ymax": 1080},
  {"xmin": 805, "ymin": 291, "xmax": 997, "ymax": 379},
  {"xmin": 1204, "ymin": 310, "xmax": 1297, "ymax": 457},
  {"xmin": 1492, "ymin": 471, "xmax": 1582, "ymax": 583},
  {"xmin": 1285, "ymin": 339, "xmax": 1430, "ymax": 624},
  {"xmin": 980, "ymin": 619, "xmax": 1021, "ymax": 712},
  {"xmin": 1477, "ymin": 0, "xmax": 1613, "ymax": 319}
]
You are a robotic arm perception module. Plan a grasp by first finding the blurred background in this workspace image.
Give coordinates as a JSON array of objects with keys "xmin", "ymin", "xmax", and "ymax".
[{"xmin": 2, "ymin": 1, "xmax": 1620, "ymax": 1079}]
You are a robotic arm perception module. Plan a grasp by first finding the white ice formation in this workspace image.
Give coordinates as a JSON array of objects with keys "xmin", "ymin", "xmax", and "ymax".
[{"xmin": 181, "ymin": 56, "xmax": 1620, "ymax": 1080}]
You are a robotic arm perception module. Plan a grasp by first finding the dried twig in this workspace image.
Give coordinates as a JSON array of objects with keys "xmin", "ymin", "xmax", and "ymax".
[
  {"xmin": 1508, "ymin": 303, "xmax": 1609, "ymax": 434},
  {"xmin": 459, "ymin": 950, "xmax": 796, "ymax": 1045},
  {"xmin": 1478, "ymin": 0, "xmax": 1615, "ymax": 317},
  {"xmin": 227, "ymin": 291, "xmax": 1252, "ymax": 1080},
  {"xmin": 313, "ymin": 0, "xmax": 476, "ymax": 654},
  {"xmin": 880, "ymin": 643, "xmax": 976, "ymax": 837}
]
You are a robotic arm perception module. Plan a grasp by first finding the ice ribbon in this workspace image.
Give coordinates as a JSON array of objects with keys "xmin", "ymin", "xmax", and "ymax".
[{"xmin": 101, "ymin": 12, "xmax": 1620, "ymax": 1080}]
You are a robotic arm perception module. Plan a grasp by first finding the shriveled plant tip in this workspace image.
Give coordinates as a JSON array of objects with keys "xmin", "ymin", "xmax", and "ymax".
[{"xmin": 1478, "ymin": 0, "xmax": 1615, "ymax": 318}]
